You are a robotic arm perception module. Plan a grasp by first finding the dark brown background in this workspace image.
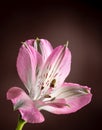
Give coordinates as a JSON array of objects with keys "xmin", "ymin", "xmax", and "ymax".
[{"xmin": 0, "ymin": 1, "xmax": 102, "ymax": 130}]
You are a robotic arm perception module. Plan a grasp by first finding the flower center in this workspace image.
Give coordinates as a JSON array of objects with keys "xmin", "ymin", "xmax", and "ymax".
[{"xmin": 38, "ymin": 79, "xmax": 56, "ymax": 102}]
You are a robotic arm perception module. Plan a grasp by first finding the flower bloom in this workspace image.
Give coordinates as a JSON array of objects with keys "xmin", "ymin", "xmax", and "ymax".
[{"xmin": 7, "ymin": 38, "xmax": 92, "ymax": 123}]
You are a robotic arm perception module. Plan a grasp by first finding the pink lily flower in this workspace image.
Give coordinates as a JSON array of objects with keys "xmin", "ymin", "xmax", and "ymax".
[{"xmin": 7, "ymin": 38, "xmax": 92, "ymax": 123}]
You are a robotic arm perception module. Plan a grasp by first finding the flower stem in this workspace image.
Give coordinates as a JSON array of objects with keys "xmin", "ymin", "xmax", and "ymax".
[{"xmin": 16, "ymin": 116, "xmax": 26, "ymax": 130}]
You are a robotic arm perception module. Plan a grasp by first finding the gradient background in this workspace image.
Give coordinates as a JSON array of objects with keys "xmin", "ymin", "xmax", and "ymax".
[{"xmin": 0, "ymin": 1, "xmax": 102, "ymax": 130}]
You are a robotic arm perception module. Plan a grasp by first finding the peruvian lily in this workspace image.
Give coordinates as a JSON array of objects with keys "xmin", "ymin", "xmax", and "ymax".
[{"xmin": 7, "ymin": 38, "xmax": 92, "ymax": 129}]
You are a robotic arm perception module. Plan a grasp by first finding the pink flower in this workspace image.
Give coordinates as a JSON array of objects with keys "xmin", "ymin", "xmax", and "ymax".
[{"xmin": 7, "ymin": 38, "xmax": 92, "ymax": 123}]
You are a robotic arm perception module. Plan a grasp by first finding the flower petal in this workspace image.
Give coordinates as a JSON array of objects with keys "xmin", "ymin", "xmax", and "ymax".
[
  {"xmin": 7, "ymin": 87, "xmax": 44, "ymax": 123},
  {"xmin": 17, "ymin": 43, "xmax": 42, "ymax": 93},
  {"xmin": 25, "ymin": 39, "xmax": 34, "ymax": 46},
  {"xmin": 61, "ymin": 83, "xmax": 92, "ymax": 113},
  {"xmin": 37, "ymin": 39, "xmax": 53, "ymax": 61},
  {"xmin": 39, "ymin": 98, "xmax": 70, "ymax": 114},
  {"xmin": 25, "ymin": 39, "xmax": 53, "ymax": 61},
  {"xmin": 51, "ymin": 82, "xmax": 91, "ymax": 98},
  {"xmin": 36, "ymin": 45, "xmax": 71, "ymax": 98},
  {"xmin": 39, "ymin": 83, "xmax": 92, "ymax": 114}
]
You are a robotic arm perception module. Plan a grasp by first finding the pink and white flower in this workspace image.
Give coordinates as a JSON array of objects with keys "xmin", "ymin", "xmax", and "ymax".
[{"xmin": 7, "ymin": 38, "xmax": 92, "ymax": 123}]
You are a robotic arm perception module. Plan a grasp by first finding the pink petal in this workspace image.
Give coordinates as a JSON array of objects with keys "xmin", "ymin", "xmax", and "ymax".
[
  {"xmin": 25, "ymin": 39, "xmax": 34, "ymax": 46},
  {"xmin": 40, "ymin": 83, "xmax": 92, "ymax": 114},
  {"xmin": 39, "ymin": 99, "xmax": 71, "ymax": 114},
  {"xmin": 7, "ymin": 87, "xmax": 44, "ymax": 123},
  {"xmin": 25, "ymin": 39, "xmax": 35, "ymax": 46},
  {"xmin": 38, "ymin": 39, "xmax": 53, "ymax": 61},
  {"xmin": 38, "ymin": 45, "xmax": 71, "ymax": 95},
  {"xmin": 25, "ymin": 39, "xmax": 53, "ymax": 61},
  {"xmin": 17, "ymin": 44, "xmax": 42, "ymax": 93},
  {"xmin": 62, "ymin": 83, "xmax": 92, "ymax": 113}
]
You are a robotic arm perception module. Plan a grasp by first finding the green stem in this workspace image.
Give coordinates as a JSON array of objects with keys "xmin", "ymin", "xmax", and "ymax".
[{"xmin": 16, "ymin": 116, "xmax": 27, "ymax": 130}]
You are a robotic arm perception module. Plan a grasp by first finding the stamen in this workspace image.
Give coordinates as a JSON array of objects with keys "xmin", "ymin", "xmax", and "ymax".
[
  {"xmin": 64, "ymin": 41, "xmax": 69, "ymax": 48},
  {"xmin": 50, "ymin": 97, "xmax": 56, "ymax": 101},
  {"xmin": 35, "ymin": 37, "xmax": 41, "ymax": 53},
  {"xmin": 50, "ymin": 79, "xmax": 56, "ymax": 88},
  {"xmin": 36, "ymin": 37, "xmax": 40, "ymax": 44},
  {"xmin": 21, "ymin": 42, "xmax": 28, "ymax": 48},
  {"xmin": 44, "ymin": 94, "xmax": 51, "ymax": 98}
]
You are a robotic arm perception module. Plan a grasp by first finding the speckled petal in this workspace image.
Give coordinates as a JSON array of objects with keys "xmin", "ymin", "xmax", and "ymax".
[{"xmin": 39, "ymin": 83, "xmax": 92, "ymax": 114}]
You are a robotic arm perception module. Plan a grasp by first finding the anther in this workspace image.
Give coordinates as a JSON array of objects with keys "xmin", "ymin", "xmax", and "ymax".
[
  {"xmin": 36, "ymin": 37, "xmax": 40, "ymax": 44},
  {"xmin": 21, "ymin": 42, "xmax": 28, "ymax": 48},
  {"xmin": 50, "ymin": 79, "xmax": 56, "ymax": 88},
  {"xmin": 35, "ymin": 37, "xmax": 41, "ymax": 53},
  {"xmin": 64, "ymin": 41, "xmax": 69, "ymax": 48},
  {"xmin": 44, "ymin": 95, "xmax": 51, "ymax": 98}
]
